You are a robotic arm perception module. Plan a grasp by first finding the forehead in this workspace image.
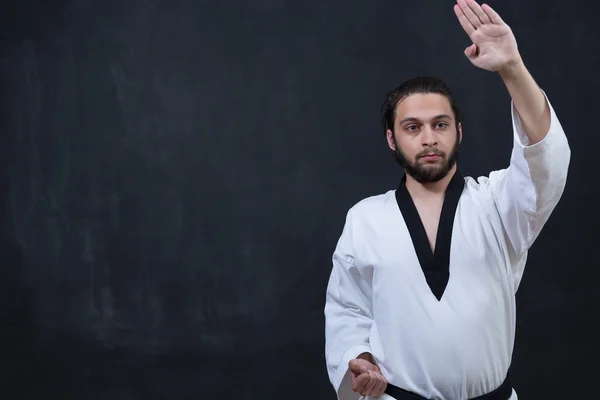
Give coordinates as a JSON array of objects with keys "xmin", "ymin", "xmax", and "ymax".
[{"xmin": 394, "ymin": 93, "xmax": 454, "ymax": 123}]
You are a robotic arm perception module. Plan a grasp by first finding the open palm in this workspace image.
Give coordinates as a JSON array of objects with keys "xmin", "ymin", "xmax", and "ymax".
[{"xmin": 454, "ymin": 0, "xmax": 521, "ymax": 72}]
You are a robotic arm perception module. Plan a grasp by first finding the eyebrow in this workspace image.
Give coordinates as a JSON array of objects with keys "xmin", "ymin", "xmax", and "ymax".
[{"xmin": 398, "ymin": 114, "xmax": 453, "ymax": 124}]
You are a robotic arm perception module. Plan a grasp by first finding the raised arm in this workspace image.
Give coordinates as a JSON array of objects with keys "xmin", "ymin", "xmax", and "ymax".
[
  {"xmin": 454, "ymin": 0, "xmax": 551, "ymax": 144},
  {"xmin": 499, "ymin": 62, "xmax": 550, "ymax": 145},
  {"xmin": 454, "ymin": 0, "xmax": 571, "ymax": 261}
]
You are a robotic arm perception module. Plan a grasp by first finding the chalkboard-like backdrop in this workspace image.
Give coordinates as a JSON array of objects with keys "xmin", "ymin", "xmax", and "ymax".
[{"xmin": 1, "ymin": 0, "xmax": 597, "ymax": 398}]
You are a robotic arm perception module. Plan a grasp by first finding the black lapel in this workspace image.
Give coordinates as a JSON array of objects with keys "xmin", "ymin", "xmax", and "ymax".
[{"xmin": 394, "ymin": 171, "xmax": 465, "ymax": 301}]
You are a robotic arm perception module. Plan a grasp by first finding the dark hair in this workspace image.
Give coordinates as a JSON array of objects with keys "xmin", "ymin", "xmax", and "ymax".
[{"xmin": 381, "ymin": 76, "xmax": 463, "ymax": 135}]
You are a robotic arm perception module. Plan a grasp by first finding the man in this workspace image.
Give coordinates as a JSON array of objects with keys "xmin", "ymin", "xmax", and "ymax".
[{"xmin": 324, "ymin": 1, "xmax": 571, "ymax": 399}]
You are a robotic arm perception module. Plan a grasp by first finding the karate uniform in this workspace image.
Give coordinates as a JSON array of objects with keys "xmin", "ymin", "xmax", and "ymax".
[{"xmin": 324, "ymin": 92, "xmax": 570, "ymax": 400}]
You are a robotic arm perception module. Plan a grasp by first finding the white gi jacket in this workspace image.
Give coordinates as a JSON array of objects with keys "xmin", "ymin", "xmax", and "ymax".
[{"xmin": 324, "ymin": 92, "xmax": 570, "ymax": 400}]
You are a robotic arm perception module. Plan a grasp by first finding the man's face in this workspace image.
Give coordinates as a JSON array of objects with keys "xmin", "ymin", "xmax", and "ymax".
[{"xmin": 386, "ymin": 93, "xmax": 462, "ymax": 183}]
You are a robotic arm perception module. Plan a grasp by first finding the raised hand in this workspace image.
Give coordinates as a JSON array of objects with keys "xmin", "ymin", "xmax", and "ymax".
[
  {"xmin": 348, "ymin": 358, "xmax": 387, "ymax": 397},
  {"xmin": 454, "ymin": 0, "xmax": 522, "ymax": 72}
]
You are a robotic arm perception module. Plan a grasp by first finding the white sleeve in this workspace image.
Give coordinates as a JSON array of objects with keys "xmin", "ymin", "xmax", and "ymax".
[
  {"xmin": 324, "ymin": 209, "xmax": 373, "ymax": 400},
  {"xmin": 488, "ymin": 90, "xmax": 571, "ymax": 267}
]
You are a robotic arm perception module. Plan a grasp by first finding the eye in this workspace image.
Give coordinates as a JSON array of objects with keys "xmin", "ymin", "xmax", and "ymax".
[
  {"xmin": 406, "ymin": 124, "xmax": 419, "ymax": 132},
  {"xmin": 435, "ymin": 122, "xmax": 449, "ymax": 129}
]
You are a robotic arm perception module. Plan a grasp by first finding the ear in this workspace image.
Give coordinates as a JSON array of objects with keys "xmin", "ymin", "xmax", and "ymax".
[
  {"xmin": 457, "ymin": 122, "xmax": 463, "ymax": 144},
  {"xmin": 386, "ymin": 129, "xmax": 396, "ymax": 151}
]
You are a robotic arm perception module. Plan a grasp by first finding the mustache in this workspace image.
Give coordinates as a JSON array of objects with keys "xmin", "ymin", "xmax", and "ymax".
[{"xmin": 417, "ymin": 149, "xmax": 445, "ymax": 159}]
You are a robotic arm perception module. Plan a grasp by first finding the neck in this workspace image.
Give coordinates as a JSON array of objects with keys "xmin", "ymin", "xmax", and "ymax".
[{"xmin": 405, "ymin": 164, "xmax": 458, "ymax": 199}]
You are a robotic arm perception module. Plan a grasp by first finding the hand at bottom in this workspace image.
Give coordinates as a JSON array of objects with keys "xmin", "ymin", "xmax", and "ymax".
[{"xmin": 348, "ymin": 358, "xmax": 387, "ymax": 397}]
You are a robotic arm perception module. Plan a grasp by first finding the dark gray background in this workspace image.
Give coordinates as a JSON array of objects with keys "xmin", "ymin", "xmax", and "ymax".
[{"xmin": 1, "ymin": 0, "xmax": 597, "ymax": 398}]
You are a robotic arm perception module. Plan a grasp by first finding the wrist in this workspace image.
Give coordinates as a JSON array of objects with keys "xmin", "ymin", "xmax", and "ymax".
[{"xmin": 498, "ymin": 57, "xmax": 526, "ymax": 81}]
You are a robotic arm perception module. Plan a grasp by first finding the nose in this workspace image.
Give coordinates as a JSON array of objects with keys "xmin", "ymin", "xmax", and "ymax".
[{"xmin": 420, "ymin": 126, "xmax": 437, "ymax": 147}]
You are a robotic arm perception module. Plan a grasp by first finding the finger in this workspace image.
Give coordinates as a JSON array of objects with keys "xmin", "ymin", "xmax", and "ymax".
[
  {"xmin": 374, "ymin": 377, "xmax": 387, "ymax": 396},
  {"xmin": 457, "ymin": 0, "xmax": 482, "ymax": 28},
  {"xmin": 481, "ymin": 3, "xmax": 504, "ymax": 24},
  {"xmin": 453, "ymin": 4, "xmax": 475, "ymax": 37},
  {"xmin": 353, "ymin": 373, "xmax": 369, "ymax": 393},
  {"xmin": 349, "ymin": 360, "xmax": 369, "ymax": 374},
  {"xmin": 464, "ymin": 43, "xmax": 478, "ymax": 58},
  {"xmin": 466, "ymin": 0, "xmax": 491, "ymax": 24},
  {"xmin": 364, "ymin": 371, "xmax": 378, "ymax": 396}
]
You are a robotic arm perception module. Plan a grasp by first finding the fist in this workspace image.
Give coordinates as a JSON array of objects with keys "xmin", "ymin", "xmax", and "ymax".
[{"xmin": 348, "ymin": 358, "xmax": 387, "ymax": 397}]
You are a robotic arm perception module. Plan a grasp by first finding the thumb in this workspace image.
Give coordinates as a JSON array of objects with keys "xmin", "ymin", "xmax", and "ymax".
[
  {"xmin": 464, "ymin": 43, "xmax": 478, "ymax": 58},
  {"xmin": 348, "ymin": 358, "xmax": 375, "ymax": 374}
]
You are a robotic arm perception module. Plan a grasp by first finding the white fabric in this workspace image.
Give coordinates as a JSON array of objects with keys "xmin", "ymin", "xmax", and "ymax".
[{"xmin": 324, "ymin": 91, "xmax": 570, "ymax": 400}]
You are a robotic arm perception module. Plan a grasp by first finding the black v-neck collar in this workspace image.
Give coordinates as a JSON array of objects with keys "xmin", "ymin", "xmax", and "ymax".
[{"xmin": 394, "ymin": 171, "xmax": 465, "ymax": 301}]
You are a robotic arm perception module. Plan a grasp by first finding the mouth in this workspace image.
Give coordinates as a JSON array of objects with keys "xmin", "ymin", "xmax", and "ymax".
[{"xmin": 420, "ymin": 154, "xmax": 442, "ymax": 161}]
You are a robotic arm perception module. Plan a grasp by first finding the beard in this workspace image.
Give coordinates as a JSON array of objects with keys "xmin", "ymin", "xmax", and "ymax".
[{"xmin": 392, "ymin": 137, "xmax": 459, "ymax": 184}]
